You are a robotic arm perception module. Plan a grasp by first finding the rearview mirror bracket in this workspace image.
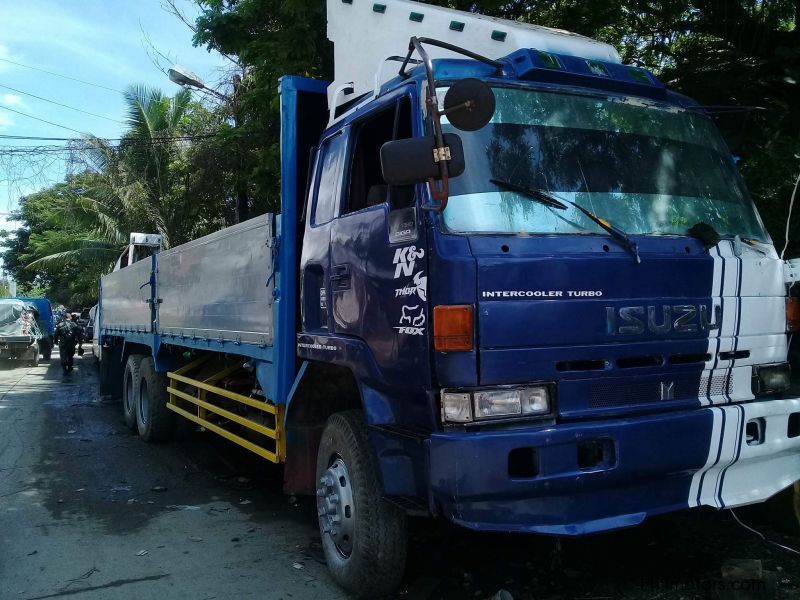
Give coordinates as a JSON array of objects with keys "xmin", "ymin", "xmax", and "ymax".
[{"xmin": 399, "ymin": 37, "xmax": 500, "ymax": 211}]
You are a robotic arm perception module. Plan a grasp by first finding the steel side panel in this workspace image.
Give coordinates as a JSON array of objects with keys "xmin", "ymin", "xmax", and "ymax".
[
  {"xmin": 99, "ymin": 257, "xmax": 153, "ymax": 332},
  {"xmin": 156, "ymin": 215, "xmax": 275, "ymax": 347}
]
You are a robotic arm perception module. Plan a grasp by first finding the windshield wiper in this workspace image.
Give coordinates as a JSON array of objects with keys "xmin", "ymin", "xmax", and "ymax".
[
  {"xmin": 490, "ymin": 179, "xmax": 567, "ymax": 209},
  {"xmin": 568, "ymin": 201, "xmax": 641, "ymax": 264},
  {"xmin": 490, "ymin": 179, "xmax": 641, "ymax": 264}
]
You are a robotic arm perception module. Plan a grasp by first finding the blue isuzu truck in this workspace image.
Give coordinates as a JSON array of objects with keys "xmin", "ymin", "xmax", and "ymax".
[{"xmin": 97, "ymin": 1, "xmax": 800, "ymax": 596}]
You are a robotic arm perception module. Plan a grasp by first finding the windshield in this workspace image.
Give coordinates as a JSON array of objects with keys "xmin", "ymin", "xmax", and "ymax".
[{"xmin": 441, "ymin": 86, "xmax": 767, "ymax": 241}]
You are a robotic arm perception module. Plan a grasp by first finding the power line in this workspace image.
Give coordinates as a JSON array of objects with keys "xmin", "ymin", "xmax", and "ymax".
[
  {"xmin": 0, "ymin": 135, "xmax": 226, "ymax": 156},
  {"xmin": 0, "ymin": 105, "xmax": 86, "ymax": 135},
  {"xmin": 0, "ymin": 83, "xmax": 125, "ymax": 124},
  {"xmin": 0, "ymin": 133, "xmax": 220, "ymax": 144},
  {"xmin": 0, "ymin": 57, "xmax": 123, "ymax": 94},
  {"xmin": 0, "ymin": 135, "xmax": 83, "ymax": 141}
]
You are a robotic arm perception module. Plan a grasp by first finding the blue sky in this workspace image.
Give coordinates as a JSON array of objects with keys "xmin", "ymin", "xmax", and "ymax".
[{"xmin": 0, "ymin": 0, "xmax": 228, "ymax": 228}]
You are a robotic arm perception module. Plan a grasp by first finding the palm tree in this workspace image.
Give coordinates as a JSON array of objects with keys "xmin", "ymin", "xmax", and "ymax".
[{"xmin": 27, "ymin": 85, "xmax": 209, "ymax": 271}]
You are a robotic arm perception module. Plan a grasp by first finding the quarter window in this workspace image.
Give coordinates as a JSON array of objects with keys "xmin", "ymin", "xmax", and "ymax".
[{"xmin": 313, "ymin": 132, "xmax": 347, "ymax": 225}]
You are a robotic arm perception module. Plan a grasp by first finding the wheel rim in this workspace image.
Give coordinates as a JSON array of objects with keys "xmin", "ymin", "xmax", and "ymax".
[
  {"xmin": 317, "ymin": 457, "xmax": 355, "ymax": 558},
  {"xmin": 139, "ymin": 379, "xmax": 150, "ymax": 424}
]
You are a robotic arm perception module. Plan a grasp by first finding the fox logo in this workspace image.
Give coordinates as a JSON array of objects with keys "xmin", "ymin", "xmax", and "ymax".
[
  {"xmin": 395, "ymin": 304, "xmax": 426, "ymax": 335},
  {"xmin": 400, "ymin": 305, "xmax": 425, "ymax": 327}
]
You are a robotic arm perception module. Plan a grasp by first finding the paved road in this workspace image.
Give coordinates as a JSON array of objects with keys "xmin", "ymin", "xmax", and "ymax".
[
  {"xmin": 1, "ymin": 351, "xmax": 799, "ymax": 599},
  {"xmin": 0, "ymin": 352, "xmax": 343, "ymax": 600}
]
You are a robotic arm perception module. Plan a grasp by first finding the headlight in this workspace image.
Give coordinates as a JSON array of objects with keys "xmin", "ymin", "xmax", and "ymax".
[
  {"xmin": 752, "ymin": 363, "xmax": 791, "ymax": 396},
  {"xmin": 442, "ymin": 392, "xmax": 472, "ymax": 423},
  {"xmin": 441, "ymin": 385, "xmax": 552, "ymax": 424}
]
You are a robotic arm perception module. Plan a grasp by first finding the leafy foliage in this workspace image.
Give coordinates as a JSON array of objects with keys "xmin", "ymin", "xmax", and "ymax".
[
  {"xmin": 192, "ymin": 0, "xmax": 799, "ymax": 252},
  {"xmin": 1, "ymin": 87, "xmax": 228, "ymax": 306}
]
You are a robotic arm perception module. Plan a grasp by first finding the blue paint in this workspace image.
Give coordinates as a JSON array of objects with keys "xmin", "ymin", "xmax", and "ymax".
[
  {"xmin": 97, "ymin": 44, "xmax": 798, "ymax": 540},
  {"xmin": 428, "ymin": 406, "xmax": 713, "ymax": 534}
]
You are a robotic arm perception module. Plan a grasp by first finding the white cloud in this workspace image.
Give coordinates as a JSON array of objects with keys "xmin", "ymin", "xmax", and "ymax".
[
  {"xmin": 1, "ymin": 94, "xmax": 23, "ymax": 107},
  {"xmin": 0, "ymin": 113, "xmax": 13, "ymax": 129}
]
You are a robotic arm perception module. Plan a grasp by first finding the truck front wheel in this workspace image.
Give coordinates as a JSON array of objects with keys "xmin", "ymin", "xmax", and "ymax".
[
  {"xmin": 136, "ymin": 357, "xmax": 173, "ymax": 442},
  {"xmin": 123, "ymin": 355, "xmax": 143, "ymax": 430},
  {"xmin": 315, "ymin": 410, "xmax": 407, "ymax": 598}
]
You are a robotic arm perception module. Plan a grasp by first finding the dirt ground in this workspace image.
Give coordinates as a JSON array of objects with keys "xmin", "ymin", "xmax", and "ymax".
[{"xmin": 1, "ymin": 351, "xmax": 798, "ymax": 599}]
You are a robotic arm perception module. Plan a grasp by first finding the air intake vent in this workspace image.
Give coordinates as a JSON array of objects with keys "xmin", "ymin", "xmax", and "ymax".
[
  {"xmin": 556, "ymin": 359, "xmax": 606, "ymax": 372},
  {"xmin": 719, "ymin": 350, "xmax": 750, "ymax": 360},
  {"xmin": 670, "ymin": 353, "xmax": 711, "ymax": 365},
  {"xmin": 617, "ymin": 355, "xmax": 663, "ymax": 369}
]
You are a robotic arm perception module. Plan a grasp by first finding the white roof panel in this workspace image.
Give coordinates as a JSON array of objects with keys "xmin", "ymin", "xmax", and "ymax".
[{"xmin": 327, "ymin": 0, "xmax": 621, "ymax": 108}]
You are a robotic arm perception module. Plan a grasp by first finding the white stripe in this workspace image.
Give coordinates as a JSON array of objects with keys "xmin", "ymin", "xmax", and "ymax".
[{"xmin": 690, "ymin": 399, "xmax": 800, "ymax": 508}]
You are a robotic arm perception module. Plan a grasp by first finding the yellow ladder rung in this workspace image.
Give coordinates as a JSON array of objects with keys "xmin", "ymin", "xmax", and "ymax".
[
  {"xmin": 168, "ymin": 386, "xmax": 277, "ymax": 439},
  {"xmin": 167, "ymin": 372, "xmax": 277, "ymax": 414},
  {"xmin": 167, "ymin": 403, "xmax": 279, "ymax": 463},
  {"xmin": 172, "ymin": 355, "xmax": 211, "ymax": 376}
]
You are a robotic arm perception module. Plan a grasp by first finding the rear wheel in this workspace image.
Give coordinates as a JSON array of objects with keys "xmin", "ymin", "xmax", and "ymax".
[
  {"xmin": 136, "ymin": 357, "xmax": 174, "ymax": 442},
  {"xmin": 41, "ymin": 339, "xmax": 52, "ymax": 361},
  {"xmin": 123, "ymin": 355, "xmax": 143, "ymax": 430},
  {"xmin": 315, "ymin": 410, "xmax": 407, "ymax": 598},
  {"xmin": 28, "ymin": 345, "xmax": 40, "ymax": 367}
]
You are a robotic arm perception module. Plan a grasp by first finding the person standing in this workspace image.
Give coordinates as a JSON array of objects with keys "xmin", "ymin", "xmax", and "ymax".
[{"xmin": 54, "ymin": 313, "xmax": 81, "ymax": 374}]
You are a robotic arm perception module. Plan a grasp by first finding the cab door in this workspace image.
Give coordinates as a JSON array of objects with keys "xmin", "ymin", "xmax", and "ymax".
[
  {"xmin": 300, "ymin": 129, "xmax": 348, "ymax": 333},
  {"xmin": 329, "ymin": 93, "xmax": 431, "ymax": 386}
]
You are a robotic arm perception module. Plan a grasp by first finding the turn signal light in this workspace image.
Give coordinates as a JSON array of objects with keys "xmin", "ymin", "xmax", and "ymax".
[
  {"xmin": 433, "ymin": 305, "xmax": 473, "ymax": 351},
  {"xmin": 787, "ymin": 297, "xmax": 800, "ymax": 332}
]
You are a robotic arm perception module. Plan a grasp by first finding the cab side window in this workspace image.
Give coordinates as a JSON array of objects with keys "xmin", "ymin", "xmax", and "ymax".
[
  {"xmin": 344, "ymin": 97, "xmax": 413, "ymax": 215},
  {"xmin": 313, "ymin": 131, "xmax": 347, "ymax": 226}
]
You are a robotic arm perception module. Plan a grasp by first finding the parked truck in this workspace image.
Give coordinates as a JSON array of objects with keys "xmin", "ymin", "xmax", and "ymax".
[
  {"xmin": 13, "ymin": 297, "xmax": 54, "ymax": 360},
  {"xmin": 0, "ymin": 299, "xmax": 42, "ymax": 366},
  {"xmin": 97, "ymin": 1, "xmax": 800, "ymax": 596}
]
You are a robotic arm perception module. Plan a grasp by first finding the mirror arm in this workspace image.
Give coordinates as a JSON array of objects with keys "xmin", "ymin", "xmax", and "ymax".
[
  {"xmin": 404, "ymin": 36, "xmax": 451, "ymax": 212},
  {"xmin": 399, "ymin": 37, "xmax": 504, "ymax": 78}
]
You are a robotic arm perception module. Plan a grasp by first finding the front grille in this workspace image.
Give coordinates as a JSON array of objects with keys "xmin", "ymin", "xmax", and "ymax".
[
  {"xmin": 700, "ymin": 374, "xmax": 732, "ymax": 397},
  {"xmin": 589, "ymin": 375, "xmax": 731, "ymax": 408}
]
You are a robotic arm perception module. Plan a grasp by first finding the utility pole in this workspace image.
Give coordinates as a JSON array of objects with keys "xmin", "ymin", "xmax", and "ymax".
[{"xmin": 231, "ymin": 73, "xmax": 248, "ymax": 223}]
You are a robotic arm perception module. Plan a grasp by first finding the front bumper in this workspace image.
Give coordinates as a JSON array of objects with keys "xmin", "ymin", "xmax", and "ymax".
[{"xmin": 427, "ymin": 398, "xmax": 800, "ymax": 535}]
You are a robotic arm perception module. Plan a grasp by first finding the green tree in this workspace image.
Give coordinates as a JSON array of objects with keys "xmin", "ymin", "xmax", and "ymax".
[
  {"xmin": 193, "ymin": 0, "xmax": 333, "ymax": 213},
  {"xmin": 1, "ymin": 86, "xmax": 229, "ymax": 306},
  {"xmin": 191, "ymin": 0, "xmax": 799, "ymax": 253}
]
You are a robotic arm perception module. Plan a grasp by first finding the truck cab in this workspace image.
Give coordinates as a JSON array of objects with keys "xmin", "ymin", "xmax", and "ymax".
[{"xmin": 294, "ymin": 0, "xmax": 800, "ymax": 577}]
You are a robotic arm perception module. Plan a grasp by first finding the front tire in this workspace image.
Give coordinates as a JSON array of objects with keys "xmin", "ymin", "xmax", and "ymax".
[
  {"xmin": 136, "ymin": 357, "xmax": 173, "ymax": 442},
  {"xmin": 315, "ymin": 410, "xmax": 407, "ymax": 598},
  {"xmin": 123, "ymin": 355, "xmax": 143, "ymax": 431}
]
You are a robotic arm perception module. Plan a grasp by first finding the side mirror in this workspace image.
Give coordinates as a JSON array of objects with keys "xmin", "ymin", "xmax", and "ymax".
[
  {"xmin": 380, "ymin": 134, "xmax": 465, "ymax": 186},
  {"xmin": 443, "ymin": 78, "xmax": 496, "ymax": 131}
]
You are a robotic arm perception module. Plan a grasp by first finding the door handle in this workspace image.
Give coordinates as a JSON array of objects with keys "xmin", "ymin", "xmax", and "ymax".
[{"xmin": 330, "ymin": 264, "xmax": 351, "ymax": 291}]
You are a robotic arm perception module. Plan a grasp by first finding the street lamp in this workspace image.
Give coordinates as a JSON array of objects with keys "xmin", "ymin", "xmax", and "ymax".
[
  {"xmin": 167, "ymin": 64, "xmax": 248, "ymax": 223},
  {"xmin": 168, "ymin": 65, "xmax": 228, "ymax": 101}
]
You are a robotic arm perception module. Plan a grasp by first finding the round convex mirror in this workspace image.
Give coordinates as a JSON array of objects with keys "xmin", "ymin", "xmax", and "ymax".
[{"xmin": 443, "ymin": 78, "xmax": 496, "ymax": 131}]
